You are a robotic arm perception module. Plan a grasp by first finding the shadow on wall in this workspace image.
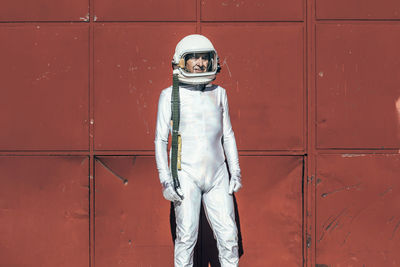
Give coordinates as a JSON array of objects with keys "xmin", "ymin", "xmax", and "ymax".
[{"xmin": 170, "ymin": 194, "xmax": 244, "ymax": 266}]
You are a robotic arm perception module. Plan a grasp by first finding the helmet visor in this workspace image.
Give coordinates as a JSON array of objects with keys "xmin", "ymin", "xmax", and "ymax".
[{"xmin": 181, "ymin": 51, "xmax": 217, "ymax": 75}]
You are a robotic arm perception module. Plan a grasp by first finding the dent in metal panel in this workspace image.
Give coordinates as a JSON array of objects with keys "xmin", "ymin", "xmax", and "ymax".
[
  {"xmin": 316, "ymin": 154, "xmax": 400, "ymax": 266},
  {"xmin": 0, "ymin": 156, "xmax": 89, "ymax": 267},
  {"xmin": 95, "ymin": 156, "xmax": 174, "ymax": 266}
]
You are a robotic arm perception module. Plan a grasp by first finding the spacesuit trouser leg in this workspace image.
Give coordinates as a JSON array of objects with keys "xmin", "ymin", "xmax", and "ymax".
[
  {"xmin": 174, "ymin": 172, "xmax": 202, "ymax": 267},
  {"xmin": 203, "ymin": 164, "xmax": 239, "ymax": 267}
]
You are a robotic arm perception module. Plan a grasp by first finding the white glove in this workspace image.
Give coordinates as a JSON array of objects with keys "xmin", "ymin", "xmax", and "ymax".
[
  {"xmin": 228, "ymin": 175, "xmax": 242, "ymax": 194},
  {"xmin": 162, "ymin": 181, "xmax": 183, "ymax": 202}
]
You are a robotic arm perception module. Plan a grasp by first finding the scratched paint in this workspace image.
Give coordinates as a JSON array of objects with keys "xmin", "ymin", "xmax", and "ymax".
[
  {"xmin": 316, "ymin": 154, "xmax": 400, "ymax": 266},
  {"xmin": 2, "ymin": 0, "xmax": 399, "ymax": 266}
]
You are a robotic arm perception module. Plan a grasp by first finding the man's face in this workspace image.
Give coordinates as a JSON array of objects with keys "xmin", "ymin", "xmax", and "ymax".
[{"xmin": 185, "ymin": 53, "xmax": 210, "ymax": 73}]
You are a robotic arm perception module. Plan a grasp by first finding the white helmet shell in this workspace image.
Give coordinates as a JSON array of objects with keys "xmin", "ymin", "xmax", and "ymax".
[{"xmin": 172, "ymin": 34, "xmax": 220, "ymax": 85}]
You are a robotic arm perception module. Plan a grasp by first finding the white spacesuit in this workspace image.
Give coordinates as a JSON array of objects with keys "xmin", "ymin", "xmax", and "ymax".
[{"xmin": 155, "ymin": 34, "xmax": 242, "ymax": 267}]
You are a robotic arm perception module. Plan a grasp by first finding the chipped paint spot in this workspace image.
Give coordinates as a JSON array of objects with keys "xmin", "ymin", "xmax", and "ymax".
[
  {"xmin": 319, "ymin": 71, "xmax": 324, "ymax": 77},
  {"xmin": 35, "ymin": 71, "xmax": 51, "ymax": 81},
  {"xmin": 128, "ymin": 61, "xmax": 138, "ymax": 72},
  {"xmin": 80, "ymin": 157, "xmax": 87, "ymax": 166},
  {"xmin": 94, "ymin": 15, "xmax": 98, "ymax": 21},
  {"xmin": 341, "ymin": 154, "xmax": 366, "ymax": 157},
  {"xmin": 80, "ymin": 13, "xmax": 89, "ymax": 22}
]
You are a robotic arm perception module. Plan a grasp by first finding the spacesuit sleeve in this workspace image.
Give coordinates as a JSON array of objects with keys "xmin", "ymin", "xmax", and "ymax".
[
  {"xmin": 154, "ymin": 89, "xmax": 172, "ymax": 184},
  {"xmin": 221, "ymin": 88, "xmax": 241, "ymax": 178}
]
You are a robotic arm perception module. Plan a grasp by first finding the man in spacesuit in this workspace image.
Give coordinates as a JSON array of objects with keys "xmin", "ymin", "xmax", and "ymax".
[{"xmin": 154, "ymin": 34, "xmax": 242, "ymax": 267}]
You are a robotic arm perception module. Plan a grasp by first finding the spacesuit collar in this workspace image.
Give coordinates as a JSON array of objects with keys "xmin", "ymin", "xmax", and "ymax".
[{"xmin": 180, "ymin": 83, "xmax": 214, "ymax": 91}]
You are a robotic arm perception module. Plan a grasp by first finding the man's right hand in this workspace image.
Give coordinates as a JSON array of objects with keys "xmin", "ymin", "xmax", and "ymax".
[{"xmin": 162, "ymin": 182, "xmax": 183, "ymax": 202}]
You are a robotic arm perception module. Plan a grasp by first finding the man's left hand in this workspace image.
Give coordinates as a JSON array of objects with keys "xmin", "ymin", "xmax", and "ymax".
[{"xmin": 228, "ymin": 175, "xmax": 242, "ymax": 194}]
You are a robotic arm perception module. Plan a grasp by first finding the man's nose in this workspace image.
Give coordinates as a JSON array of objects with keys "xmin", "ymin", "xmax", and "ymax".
[{"xmin": 195, "ymin": 58, "xmax": 205, "ymax": 65}]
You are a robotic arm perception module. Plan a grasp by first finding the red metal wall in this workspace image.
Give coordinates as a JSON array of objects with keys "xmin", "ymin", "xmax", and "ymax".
[{"xmin": 1, "ymin": 0, "xmax": 399, "ymax": 266}]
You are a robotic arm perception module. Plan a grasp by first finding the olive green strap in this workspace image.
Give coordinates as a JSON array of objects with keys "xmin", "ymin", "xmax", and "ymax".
[{"xmin": 171, "ymin": 73, "xmax": 183, "ymax": 199}]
